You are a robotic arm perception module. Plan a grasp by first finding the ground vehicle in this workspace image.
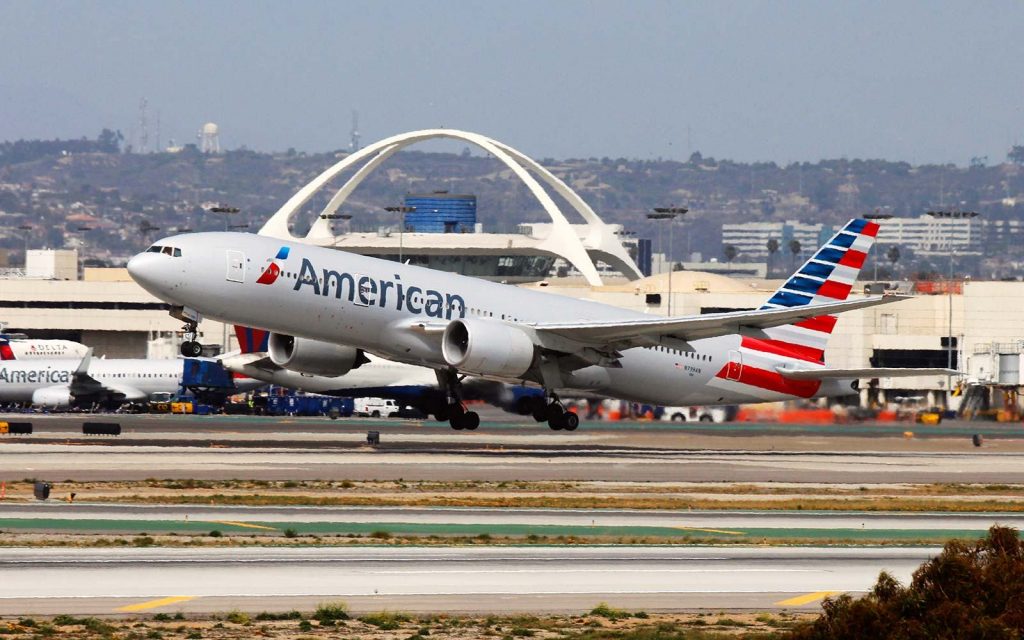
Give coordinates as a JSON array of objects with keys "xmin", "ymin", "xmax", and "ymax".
[
  {"xmin": 354, "ymin": 397, "xmax": 399, "ymax": 418},
  {"xmin": 661, "ymin": 405, "xmax": 731, "ymax": 423}
]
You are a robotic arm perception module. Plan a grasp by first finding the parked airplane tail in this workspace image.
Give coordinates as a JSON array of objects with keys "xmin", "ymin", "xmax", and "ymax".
[
  {"xmin": 0, "ymin": 339, "xmax": 15, "ymax": 360},
  {"xmin": 234, "ymin": 325, "xmax": 270, "ymax": 354},
  {"xmin": 755, "ymin": 218, "xmax": 880, "ymax": 363}
]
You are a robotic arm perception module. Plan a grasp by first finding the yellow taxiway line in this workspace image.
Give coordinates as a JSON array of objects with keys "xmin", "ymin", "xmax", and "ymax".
[
  {"xmin": 206, "ymin": 520, "xmax": 279, "ymax": 531},
  {"xmin": 776, "ymin": 591, "xmax": 842, "ymax": 606},
  {"xmin": 117, "ymin": 595, "xmax": 196, "ymax": 612},
  {"xmin": 673, "ymin": 526, "xmax": 745, "ymax": 536}
]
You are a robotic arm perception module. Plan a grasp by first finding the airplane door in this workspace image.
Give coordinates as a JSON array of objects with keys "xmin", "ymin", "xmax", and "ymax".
[
  {"xmin": 226, "ymin": 250, "xmax": 245, "ymax": 283},
  {"xmin": 725, "ymin": 350, "xmax": 743, "ymax": 381}
]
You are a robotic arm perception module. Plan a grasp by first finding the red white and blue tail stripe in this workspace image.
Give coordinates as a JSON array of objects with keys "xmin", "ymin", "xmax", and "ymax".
[
  {"xmin": 755, "ymin": 218, "xmax": 878, "ymax": 364},
  {"xmin": 711, "ymin": 219, "xmax": 879, "ymax": 400}
]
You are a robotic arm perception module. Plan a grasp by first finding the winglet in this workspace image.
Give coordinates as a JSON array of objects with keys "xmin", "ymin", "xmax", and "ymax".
[{"xmin": 74, "ymin": 348, "xmax": 93, "ymax": 376}]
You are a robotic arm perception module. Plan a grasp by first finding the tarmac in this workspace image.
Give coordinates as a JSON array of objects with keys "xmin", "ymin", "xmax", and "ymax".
[{"xmin": 0, "ymin": 546, "xmax": 932, "ymax": 615}]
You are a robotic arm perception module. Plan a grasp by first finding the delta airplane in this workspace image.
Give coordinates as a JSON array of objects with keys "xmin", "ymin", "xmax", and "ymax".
[
  {"xmin": 128, "ymin": 218, "xmax": 953, "ymax": 430},
  {"xmin": 0, "ymin": 335, "xmax": 89, "ymax": 360},
  {"xmin": 0, "ymin": 350, "xmax": 262, "ymax": 409},
  {"xmin": 222, "ymin": 325, "xmax": 545, "ymax": 416}
]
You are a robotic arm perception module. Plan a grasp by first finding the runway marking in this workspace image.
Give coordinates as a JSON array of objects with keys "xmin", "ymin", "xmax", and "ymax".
[
  {"xmin": 205, "ymin": 520, "xmax": 278, "ymax": 531},
  {"xmin": 117, "ymin": 595, "xmax": 196, "ymax": 612},
  {"xmin": 776, "ymin": 591, "xmax": 841, "ymax": 606},
  {"xmin": 673, "ymin": 526, "xmax": 745, "ymax": 535}
]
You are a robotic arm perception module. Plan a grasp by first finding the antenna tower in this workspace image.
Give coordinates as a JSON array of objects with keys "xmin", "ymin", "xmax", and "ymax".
[
  {"xmin": 350, "ymin": 110, "xmax": 361, "ymax": 152},
  {"xmin": 138, "ymin": 98, "xmax": 149, "ymax": 153}
]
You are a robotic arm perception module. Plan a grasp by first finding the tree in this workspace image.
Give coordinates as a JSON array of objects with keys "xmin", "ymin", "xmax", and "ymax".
[
  {"xmin": 766, "ymin": 238, "xmax": 780, "ymax": 277},
  {"xmin": 787, "ymin": 526, "xmax": 1024, "ymax": 639},
  {"xmin": 1008, "ymin": 145, "xmax": 1024, "ymax": 165},
  {"xmin": 788, "ymin": 239, "xmax": 802, "ymax": 269},
  {"xmin": 723, "ymin": 244, "xmax": 738, "ymax": 264},
  {"xmin": 887, "ymin": 246, "xmax": 901, "ymax": 277}
]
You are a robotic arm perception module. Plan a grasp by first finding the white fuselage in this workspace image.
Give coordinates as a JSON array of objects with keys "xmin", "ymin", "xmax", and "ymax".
[
  {"xmin": 0, "ymin": 358, "xmax": 184, "ymax": 404},
  {"xmin": 128, "ymin": 233, "xmax": 852, "ymax": 407},
  {"xmin": 2, "ymin": 339, "xmax": 90, "ymax": 360}
]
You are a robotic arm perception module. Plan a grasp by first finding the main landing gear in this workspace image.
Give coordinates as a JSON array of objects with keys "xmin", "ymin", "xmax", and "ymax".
[
  {"xmin": 526, "ymin": 394, "xmax": 579, "ymax": 431},
  {"xmin": 435, "ymin": 369, "xmax": 480, "ymax": 431},
  {"xmin": 180, "ymin": 320, "xmax": 203, "ymax": 357}
]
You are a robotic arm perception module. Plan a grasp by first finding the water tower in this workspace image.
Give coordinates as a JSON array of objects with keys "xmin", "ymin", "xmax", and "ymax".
[{"xmin": 199, "ymin": 122, "xmax": 220, "ymax": 153}]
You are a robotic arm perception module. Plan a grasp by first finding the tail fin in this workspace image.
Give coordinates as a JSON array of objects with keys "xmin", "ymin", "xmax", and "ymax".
[
  {"xmin": 0, "ymin": 338, "xmax": 14, "ymax": 360},
  {"xmin": 756, "ymin": 218, "xmax": 880, "ymax": 363},
  {"xmin": 234, "ymin": 325, "xmax": 270, "ymax": 354}
]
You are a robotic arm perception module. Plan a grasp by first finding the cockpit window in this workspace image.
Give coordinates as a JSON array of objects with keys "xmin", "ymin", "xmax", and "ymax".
[
  {"xmin": 162, "ymin": 246, "xmax": 173, "ymax": 256},
  {"xmin": 147, "ymin": 245, "xmax": 163, "ymax": 253},
  {"xmin": 173, "ymin": 248, "xmax": 182, "ymax": 257}
]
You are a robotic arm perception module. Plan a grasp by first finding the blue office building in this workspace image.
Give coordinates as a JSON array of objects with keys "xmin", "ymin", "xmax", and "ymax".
[{"xmin": 402, "ymin": 192, "xmax": 477, "ymax": 233}]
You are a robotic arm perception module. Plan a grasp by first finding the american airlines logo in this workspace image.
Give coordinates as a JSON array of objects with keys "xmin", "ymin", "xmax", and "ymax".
[
  {"xmin": 256, "ymin": 247, "xmax": 290, "ymax": 285},
  {"xmin": 0, "ymin": 368, "xmax": 71, "ymax": 384},
  {"xmin": 291, "ymin": 257, "xmax": 467, "ymax": 320}
]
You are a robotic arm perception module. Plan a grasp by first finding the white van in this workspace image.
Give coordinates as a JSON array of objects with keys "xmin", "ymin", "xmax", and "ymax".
[
  {"xmin": 354, "ymin": 397, "xmax": 399, "ymax": 418},
  {"xmin": 661, "ymin": 406, "xmax": 729, "ymax": 423}
]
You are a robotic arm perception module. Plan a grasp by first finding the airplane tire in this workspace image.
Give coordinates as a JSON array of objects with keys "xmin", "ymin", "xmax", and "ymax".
[
  {"xmin": 548, "ymin": 413, "xmax": 565, "ymax": 430},
  {"xmin": 563, "ymin": 412, "xmax": 580, "ymax": 431},
  {"xmin": 180, "ymin": 341, "xmax": 202, "ymax": 357},
  {"xmin": 463, "ymin": 411, "xmax": 480, "ymax": 430},
  {"xmin": 449, "ymin": 416, "xmax": 464, "ymax": 430},
  {"xmin": 545, "ymin": 403, "xmax": 564, "ymax": 423}
]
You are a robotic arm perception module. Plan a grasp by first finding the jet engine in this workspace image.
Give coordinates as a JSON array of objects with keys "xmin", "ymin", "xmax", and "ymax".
[
  {"xmin": 32, "ymin": 386, "xmax": 72, "ymax": 408},
  {"xmin": 267, "ymin": 333, "xmax": 368, "ymax": 377},
  {"xmin": 441, "ymin": 319, "xmax": 535, "ymax": 378}
]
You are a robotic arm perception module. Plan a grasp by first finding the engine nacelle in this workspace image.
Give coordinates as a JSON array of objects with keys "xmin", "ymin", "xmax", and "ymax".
[
  {"xmin": 32, "ymin": 386, "xmax": 72, "ymax": 408},
  {"xmin": 267, "ymin": 333, "xmax": 367, "ymax": 377},
  {"xmin": 442, "ymin": 319, "xmax": 536, "ymax": 378}
]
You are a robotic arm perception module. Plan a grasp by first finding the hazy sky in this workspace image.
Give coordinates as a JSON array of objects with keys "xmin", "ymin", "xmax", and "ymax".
[{"xmin": 2, "ymin": 1, "xmax": 1022, "ymax": 164}]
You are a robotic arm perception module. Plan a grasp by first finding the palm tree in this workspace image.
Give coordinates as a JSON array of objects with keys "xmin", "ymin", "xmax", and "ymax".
[
  {"xmin": 766, "ymin": 238, "xmax": 779, "ymax": 277},
  {"xmin": 887, "ymin": 246, "xmax": 901, "ymax": 278},
  {"xmin": 788, "ymin": 239, "xmax": 801, "ymax": 269},
  {"xmin": 723, "ymin": 244, "xmax": 739, "ymax": 264}
]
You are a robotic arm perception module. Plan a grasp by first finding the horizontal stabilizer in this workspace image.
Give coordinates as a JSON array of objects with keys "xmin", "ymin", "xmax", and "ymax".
[{"xmin": 776, "ymin": 366, "xmax": 961, "ymax": 380}]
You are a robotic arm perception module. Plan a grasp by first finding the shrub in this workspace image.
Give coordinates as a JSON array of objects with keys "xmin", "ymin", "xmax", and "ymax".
[
  {"xmin": 283, "ymin": 528, "xmax": 298, "ymax": 538},
  {"xmin": 788, "ymin": 526, "xmax": 1024, "ymax": 639},
  {"xmin": 360, "ymin": 611, "xmax": 410, "ymax": 630},
  {"xmin": 208, "ymin": 530, "xmax": 222, "ymax": 538},
  {"xmin": 589, "ymin": 603, "xmax": 632, "ymax": 621},
  {"xmin": 225, "ymin": 610, "xmax": 249, "ymax": 625},
  {"xmin": 313, "ymin": 601, "xmax": 350, "ymax": 624}
]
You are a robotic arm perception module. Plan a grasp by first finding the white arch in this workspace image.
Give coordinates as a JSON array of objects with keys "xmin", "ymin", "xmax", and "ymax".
[{"xmin": 259, "ymin": 128, "xmax": 643, "ymax": 285}]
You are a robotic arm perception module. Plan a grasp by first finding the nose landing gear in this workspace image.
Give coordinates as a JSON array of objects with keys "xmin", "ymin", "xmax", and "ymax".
[{"xmin": 180, "ymin": 320, "xmax": 203, "ymax": 357}]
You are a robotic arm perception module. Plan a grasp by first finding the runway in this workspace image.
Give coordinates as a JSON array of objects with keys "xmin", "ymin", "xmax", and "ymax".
[
  {"xmin": 0, "ymin": 546, "xmax": 932, "ymax": 615},
  {"xmin": 2, "ymin": 441, "xmax": 1023, "ymax": 484}
]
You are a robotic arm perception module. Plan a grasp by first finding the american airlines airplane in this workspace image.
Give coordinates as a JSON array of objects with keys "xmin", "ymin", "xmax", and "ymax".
[
  {"xmin": 127, "ymin": 219, "xmax": 952, "ymax": 431},
  {"xmin": 0, "ymin": 350, "xmax": 262, "ymax": 408}
]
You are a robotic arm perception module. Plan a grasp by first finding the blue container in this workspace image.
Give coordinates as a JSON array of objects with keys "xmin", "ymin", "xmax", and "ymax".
[{"xmin": 403, "ymin": 193, "xmax": 476, "ymax": 233}]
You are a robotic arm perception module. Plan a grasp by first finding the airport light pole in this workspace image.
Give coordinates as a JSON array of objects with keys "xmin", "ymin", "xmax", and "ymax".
[
  {"xmin": 647, "ymin": 207, "xmax": 688, "ymax": 316},
  {"xmin": 926, "ymin": 210, "xmax": 979, "ymax": 396},
  {"xmin": 17, "ymin": 224, "xmax": 32, "ymax": 256},
  {"xmin": 384, "ymin": 206, "xmax": 416, "ymax": 263}
]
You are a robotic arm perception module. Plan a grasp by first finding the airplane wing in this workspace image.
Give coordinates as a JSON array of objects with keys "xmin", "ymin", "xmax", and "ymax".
[
  {"xmin": 220, "ymin": 350, "xmax": 279, "ymax": 373},
  {"xmin": 777, "ymin": 366, "xmax": 961, "ymax": 380},
  {"xmin": 529, "ymin": 295, "xmax": 903, "ymax": 349}
]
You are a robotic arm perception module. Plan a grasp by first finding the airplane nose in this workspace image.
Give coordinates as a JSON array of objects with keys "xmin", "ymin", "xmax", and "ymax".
[{"xmin": 127, "ymin": 252, "xmax": 162, "ymax": 292}]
